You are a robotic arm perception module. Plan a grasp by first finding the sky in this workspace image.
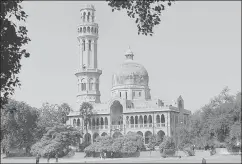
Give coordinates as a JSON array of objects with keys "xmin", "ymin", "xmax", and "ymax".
[{"xmin": 12, "ymin": 1, "xmax": 241, "ymax": 113}]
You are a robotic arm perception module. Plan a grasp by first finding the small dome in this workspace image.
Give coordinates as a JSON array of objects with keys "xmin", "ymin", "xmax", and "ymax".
[{"xmin": 112, "ymin": 48, "xmax": 149, "ymax": 87}]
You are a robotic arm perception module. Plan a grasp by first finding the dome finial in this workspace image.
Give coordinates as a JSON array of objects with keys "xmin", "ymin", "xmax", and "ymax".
[{"xmin": 125, "ymin": 46, "xmax": 134, "ymax": 60}]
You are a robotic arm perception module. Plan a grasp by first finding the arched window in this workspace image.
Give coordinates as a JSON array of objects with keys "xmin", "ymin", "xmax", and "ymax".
[
  {"xmin": 73, "ymin": 119, "xmax": 76, "ymax": 126},
  {"xmin": 148, "ymin": 115, "xmax": 152, "ymax": 124},
  {"xmin": 87, "ymin": 12, "xmax": 90, "ymax": 21},
  {"xmin": 105, "ymin": 117, "xmax": 108, "ymax": 125},
  {"xmin": 94, "ymin": 28, "xmax": 96, "ymax": 33},
  {"xmin": 101, "ymin": 117, "xmax": 104, "ymax": 125},
  {"xmin": 89, "ymin": 40, "xmax": 91, "ymax": 51},
  {"xmin": 80, "ymin": 27, "xmax": 82, "ymax": 33},
  {"xmin": 161, "ymin": 114, "xmax": 165, "ymax": 123},
  {"xmin": 87, "ymin": 26, "xmax": 90, "ymax": 33},
  {"xmin": 82, "ymin": 39, "xmax": 85, "ymax": 51},
  {"xmin": 89, "ymin": 78, "xmax": 94, "ymax": 91},
  {"xmin": 77, "ymin": 119, "xmax": 80, "ymax": 126},
  {"xmin": 83, "ymin": 27, "xmax": 86, "ymax": 33},
  {"xmin": 156, "ymin": 115, "xmax": 160, "ymax": 123},
  {"xmin": 135, "ymin": 116, "xmax": 138, "ymax": 124},
  {"xmin": 91, "ymin": 27, "xmax": 93, "ymax": 33},
  {"xmin": 130, "ymin": 116, "xmax": 134, "ymax": 124},
  {"xmin": 144, "ymin": 115, "xmax": 147, "ymax": 124},
  {"xmin": 81, "ymin": 79, "xmax": 86, "ymax": 91},
  {"xmin": 83, "ymin": 12, "xmax": 86, "ymax": 22}
]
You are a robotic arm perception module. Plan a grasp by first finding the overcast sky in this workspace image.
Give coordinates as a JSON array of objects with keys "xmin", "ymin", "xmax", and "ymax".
[{"xmin": 12, "ymin": 1, "xmax": 241, "ymax": 112}]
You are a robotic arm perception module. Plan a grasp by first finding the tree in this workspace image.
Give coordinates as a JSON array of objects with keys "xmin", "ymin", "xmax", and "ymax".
[
  {"xmin": 107, "ymin": 0, "xmax": 175, "ymax": 36},
  {"xmin": 1, "ymin": 0, "xmax": 31, "ymax": 108},
  {"xmin": 58, "ymin": 103, "xmax": 72, "ymax": 124},
  {"xmin": 79, "ymin": 102, "xmax": 93, "ymax": 134},
  {"xmin": 147, "ymin": 135, "xmax": 157, "ymax": 151},
  {"xmin": 159, "ymin": 136, "xmax": 176, "ymax": 157},
  {"xmin": 30, "ymin": 124, "xmax": 81, "ymax": 157},
  {"xmin": 36, "ymin": 103, "xmax": 67, "ymax": 140},
  {"xmin": 1, "ymin": 99, "xmax": 38, "ymax": 154}
]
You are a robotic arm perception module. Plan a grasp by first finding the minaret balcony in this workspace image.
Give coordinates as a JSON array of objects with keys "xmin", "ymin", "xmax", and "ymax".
[{"xmin": 75, "ymin": 68, "xmax": 102, "ymax": 75}]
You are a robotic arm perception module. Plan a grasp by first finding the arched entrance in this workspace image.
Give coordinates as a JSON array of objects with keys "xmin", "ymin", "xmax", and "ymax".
[
  {"xmin": 84, "ymin": 133, "xmax": 91, "ymax": 144},
  {"xmin": 157, "ymin": 130, "xmax": 165, "ymax": 144},
  {"xmin": 93, "ymin": 132, "xmax": 99, "ymax": 142},
  {"xmin": 113, "ymin": 132, "xmax": 122, "ymax": 138},
  {"xmin": 110, "ymin": 100, "xmax": 123, "ymax": 126},
  {"xmin": 137, "ymin": 131, "xmax": 143, "ymax": 137}
]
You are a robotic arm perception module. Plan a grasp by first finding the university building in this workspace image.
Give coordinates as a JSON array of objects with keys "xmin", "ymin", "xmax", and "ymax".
[{"xmin": 67, "ymin": 4, "xmax": 191, "ymax": 145}]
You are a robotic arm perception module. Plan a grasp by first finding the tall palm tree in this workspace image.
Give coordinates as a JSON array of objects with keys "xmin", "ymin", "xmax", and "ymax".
[{"xmin": 79, "ymin": 102, "xmax": 93, "ymax": 139}]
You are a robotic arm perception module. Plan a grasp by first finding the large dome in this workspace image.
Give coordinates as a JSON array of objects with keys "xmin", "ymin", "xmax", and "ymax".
[{"xmin": 112, "ymin": 48, "xmax": 149, "ymax": 87}]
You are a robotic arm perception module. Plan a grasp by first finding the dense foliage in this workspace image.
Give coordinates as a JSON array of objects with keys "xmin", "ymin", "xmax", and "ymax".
[
  {"xmin": 84, "ymin": 132, "xmax": 144, "ymax": 158},
  {"xmin": 159, "ymin": 136, "xmax": 176, "ymax": 157},
  {"xmin": 30, "ymin": 125, "xmax": 81, "ymax": 158},
  {"xmin": 0, "ymin": 99, "xmax": 74, "ymax": 156},
  {"xmin": 1, "ymin": 99, "xmax": 38, "ymax": 154},
  {"xmin": 176, "ymin": 87, "xmax": 241, "ymax": 152},
  {"xmin": 1, "ymin": 0, "xmax": 31, "ymax": 108},
  {"xmin": 107, "ymin": 0, "xmax": 175, "ymax": 36},
  {"xmin": 147, "ymin": 135, "xmax": 157, "ymax": 151}
]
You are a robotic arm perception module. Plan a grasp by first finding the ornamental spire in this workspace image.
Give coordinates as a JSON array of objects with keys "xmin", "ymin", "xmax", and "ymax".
[{"xmin": 125, "ymin": 46, "xmax": 134, "ymax": 60}]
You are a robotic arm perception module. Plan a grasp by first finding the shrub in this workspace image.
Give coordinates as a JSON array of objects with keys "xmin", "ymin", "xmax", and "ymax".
[{"xmin": 159, "ymin": 136, "xmax": 176, "ymax": 157}]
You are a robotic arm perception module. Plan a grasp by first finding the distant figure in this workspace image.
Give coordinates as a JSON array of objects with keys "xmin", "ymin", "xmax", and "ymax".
[
  {"xmin": 202, "ymin": 158, "xmax": 206, "ymax": 164},
  {"xmin": 193, "ymin": 145, "xmax": 195, "ymax": 151},
  {"xmin": 47, "ymin": 154, "xmax": 50, "ymax": 163},
  {"xmin": 36, "ymin": 153, "xmax": 40, "ymax": 164},
  {"xmin": 55, "ymin": 153, "xmax": 58, "ymax": 162}
]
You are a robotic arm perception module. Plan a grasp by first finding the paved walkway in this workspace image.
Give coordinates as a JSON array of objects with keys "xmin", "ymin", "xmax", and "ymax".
[{"xmin": 1, "ymin": 152, "xmax": 241, "ymax": 163}]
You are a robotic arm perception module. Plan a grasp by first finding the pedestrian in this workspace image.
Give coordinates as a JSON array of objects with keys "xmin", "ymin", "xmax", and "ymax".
[
  {"xmin": 202, "ymin": 158, "xmax": 206, "ymax": 164},
  {"xmin": 47, "ymin": 153, "xmax": 50, "ymax": 163},
  {"xmin": 104, "ymin": 152, "xmax": 106, "ymax": 159},
  {"xmin": 36, "ymin": 153, "xmax": 40, "ymax": 164},
  {"xmin": 55, "ymin": 153, "xmax": 58, "ymax": 163}
]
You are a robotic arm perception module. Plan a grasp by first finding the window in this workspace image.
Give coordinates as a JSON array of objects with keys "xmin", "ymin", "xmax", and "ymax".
[
  {"xmin": 125, "ymin": 92, "xmax": 127, "ymax": 99},
  {"xmin": 89, "ymin": 40, "xmax": 91, "ymax": 50},
  {"xmin": 83, "ymin": 40, "xmax": 85, "ymax": 51},
  {"xmin": 139, "ymin": 92, "xmax": 141, "ymax": 97},
  {"xmin": 120, "ymin": 92, "xmax": 121, "ymax": 98},
  {"xmin": 81, "ymin": 79, "xmax": 86, "ymax": 91},
  {"xmin": 83, "ymin": 12, "xmax": 86, "ymax": 22}
]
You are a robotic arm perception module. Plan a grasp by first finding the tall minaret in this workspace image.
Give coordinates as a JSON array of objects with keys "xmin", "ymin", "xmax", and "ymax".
[{"xmin": 75, "ymin": 4, "xmax": 102, "ymax": 105}]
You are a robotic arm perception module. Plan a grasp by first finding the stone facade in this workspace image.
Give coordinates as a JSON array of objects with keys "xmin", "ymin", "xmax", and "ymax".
[{"xmin": 67, "ymin": 4, "xmax": 191, "ymax": 145}]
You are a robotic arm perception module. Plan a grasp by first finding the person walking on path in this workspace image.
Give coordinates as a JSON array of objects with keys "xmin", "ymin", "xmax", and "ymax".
[
  {"xmin": 47, "ymin": 154, "xmax": 50, "ymax": 163},
  {"xmin": 55, "ymin": 153, "xmax": 58, "ymax": 163},
  {"xmin": 36, "ymin": 153, "xmax": 40, "ymax": 164}
]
